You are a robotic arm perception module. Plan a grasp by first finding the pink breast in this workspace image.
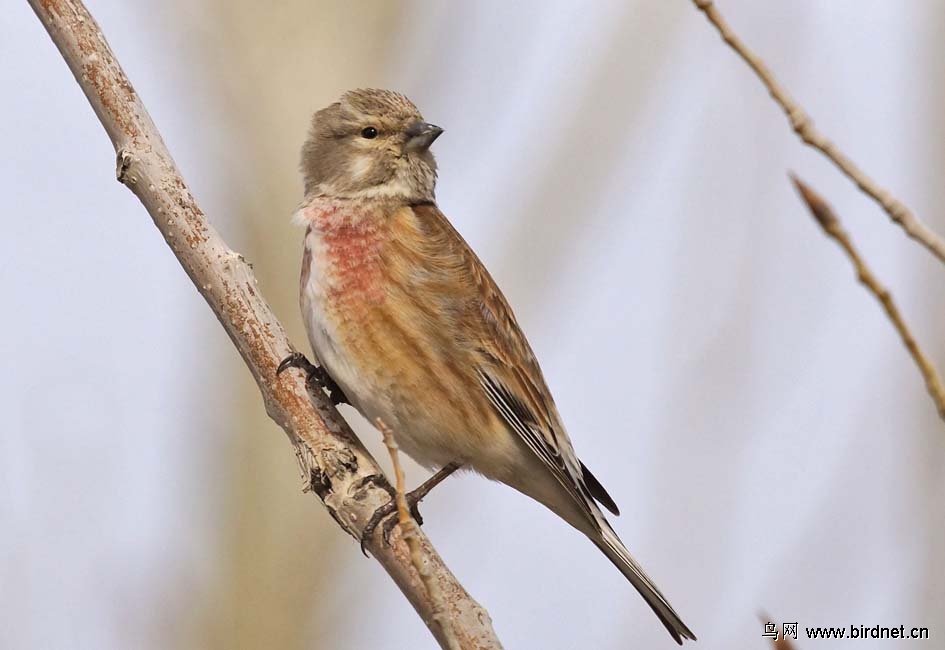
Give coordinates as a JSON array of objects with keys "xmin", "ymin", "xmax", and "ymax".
[{"xmin": 313, "ymin": 205, "xmax": 386, "ymax": 304}]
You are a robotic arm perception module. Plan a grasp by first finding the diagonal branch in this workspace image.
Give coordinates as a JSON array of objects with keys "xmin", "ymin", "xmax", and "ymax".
[
  {"xmin": 378, "ymin": 418, "xmax": 460, "ymax": 650},
  {"xmin": 790, "ymin": 175, "xmax": 945, "ymax": 422},
  {"xmin": 692, "ymin": 0, "xmax": 945, "ymax": 267},
  {"xmin": 28, "ymin": 1, "xmax": 503, "ymax": 647}
]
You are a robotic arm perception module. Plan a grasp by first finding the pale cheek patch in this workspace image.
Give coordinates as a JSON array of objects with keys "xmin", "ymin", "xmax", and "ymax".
[
  {"xmin": 354, "ymin": 177, "xmax": 415, "ymax": 199},
  {"xmin": 349, "ymin": 154, "xmax": 374, "ymax": 181}
]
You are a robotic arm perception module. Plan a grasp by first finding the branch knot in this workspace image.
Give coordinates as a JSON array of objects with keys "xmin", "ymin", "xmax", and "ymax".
[{"xmin": 115, "ymin": 148, "xmax": 135, "ymax": 185}]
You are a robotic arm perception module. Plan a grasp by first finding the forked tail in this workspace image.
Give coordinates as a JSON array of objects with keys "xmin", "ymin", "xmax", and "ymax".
[{"xmin": 595, "ymin": 527, "xmax": 697, "ymax": 644}]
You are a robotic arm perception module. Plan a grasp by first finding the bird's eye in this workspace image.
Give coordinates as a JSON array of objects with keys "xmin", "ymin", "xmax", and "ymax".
[{"xmin": 361, "ymin": 126, "xmax": 378, "ymax": 139}]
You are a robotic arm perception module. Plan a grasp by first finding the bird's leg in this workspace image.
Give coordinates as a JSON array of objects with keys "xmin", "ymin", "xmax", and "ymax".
[
  {"xmin": 360, "ymin": 462, "xmax": 462, "ymax": 550},
  {"xmin": 276, "ymin": 352, "xmax": 348, "ymax": 406}
]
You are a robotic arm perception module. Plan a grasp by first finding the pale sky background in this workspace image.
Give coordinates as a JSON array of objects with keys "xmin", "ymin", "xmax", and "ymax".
[{"xmin": 3, "ymin": 1, "xmax": 944, "ymax": 649}]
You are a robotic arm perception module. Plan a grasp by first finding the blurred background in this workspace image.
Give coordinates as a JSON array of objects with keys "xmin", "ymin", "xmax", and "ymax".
[{"xmin": 3, "ymin": 1, "xmax": 944, "ymax": 648}]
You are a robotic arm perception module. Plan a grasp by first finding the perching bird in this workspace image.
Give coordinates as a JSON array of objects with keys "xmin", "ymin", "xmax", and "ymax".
[{"xmin": 288, "ymin": 88, "xmax": 695, "ymax": 644}]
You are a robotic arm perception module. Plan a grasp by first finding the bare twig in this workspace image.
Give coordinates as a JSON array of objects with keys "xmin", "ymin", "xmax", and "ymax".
[
  {"xmin": 692, "ymin": 0, "xmax": 945, "ymax": 266},
  {"xmin": 791, "ymin": 176, "xmax": 945, "ymax": 421},
  {"xmin": 28, "ymin": 1, "xmax": 502, "ymax": 647},
  {"xmin": 377, "ymin": 419, "xmax": 460, "ymax": 650},
  {"xmin": 759, "ymin": 613, "xmax": 799, "ymax": 649},
  {"xmin": 769, "ymin": 635, "xmax": 798, "ymax": 649}
]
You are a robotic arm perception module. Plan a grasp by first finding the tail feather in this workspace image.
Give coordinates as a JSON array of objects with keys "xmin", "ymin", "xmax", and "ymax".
[{"xmin": 595, "ymin": 527, "xmax": 697, "ymax": 644}]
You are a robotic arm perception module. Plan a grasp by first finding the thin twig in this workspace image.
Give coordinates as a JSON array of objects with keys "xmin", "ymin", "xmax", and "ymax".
[
  {"xmin": 790, "ymin": 175, "xmax": 945, "ymax": 421},
  {"xmin": 692, "ymin": 0, "xmax": 945, "ymax": 266},
  {"xmin": 377, "ymin": 419, "xmax": 460, "ymax": 650},
  {"xmin": 759, "ymin": 613, "xmax": 799, "ymax": 649},
  {"xmin": 27, "ymin": 1, "xmax": 502, "ymax": 647},
  {"xmin": 769, "ymin": 634, "xmax": 798, "ymax": 649}
]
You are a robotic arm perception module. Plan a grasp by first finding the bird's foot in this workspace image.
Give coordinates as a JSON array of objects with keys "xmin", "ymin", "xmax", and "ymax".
[
  {"xmin": 276, "ymin": 352, "xmax": 348, "ymax": 405},
  {"xmin": 359, "ymin": 462, "xmax": 462, "ymax": 552}
]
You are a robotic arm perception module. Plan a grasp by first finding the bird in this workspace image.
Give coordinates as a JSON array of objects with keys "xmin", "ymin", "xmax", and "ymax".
[{"xmin": 286, "ymin": 88, "xmax": 696, "ymax": 644}]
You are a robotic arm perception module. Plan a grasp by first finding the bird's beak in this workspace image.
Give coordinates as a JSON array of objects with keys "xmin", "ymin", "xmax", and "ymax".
[{"xmin": 404, "ymin": 121, "xmax": 443, "ymax": 152}]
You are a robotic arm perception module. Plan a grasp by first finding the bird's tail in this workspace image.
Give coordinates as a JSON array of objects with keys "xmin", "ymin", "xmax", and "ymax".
[{"xmin": 594, "ymin": 526, "xmax": 697, "ymax": 645}]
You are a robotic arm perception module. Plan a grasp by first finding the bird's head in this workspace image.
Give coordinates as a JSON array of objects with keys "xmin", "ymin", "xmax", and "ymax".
[{"xmin": 301, "ymin": 89, "xmax": 442, "ymax": 202}]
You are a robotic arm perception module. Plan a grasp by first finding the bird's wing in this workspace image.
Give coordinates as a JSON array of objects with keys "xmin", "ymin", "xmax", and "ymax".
[{"xmin": 408, "ymin": 203, "xmax": 619, "ymax": 520}]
